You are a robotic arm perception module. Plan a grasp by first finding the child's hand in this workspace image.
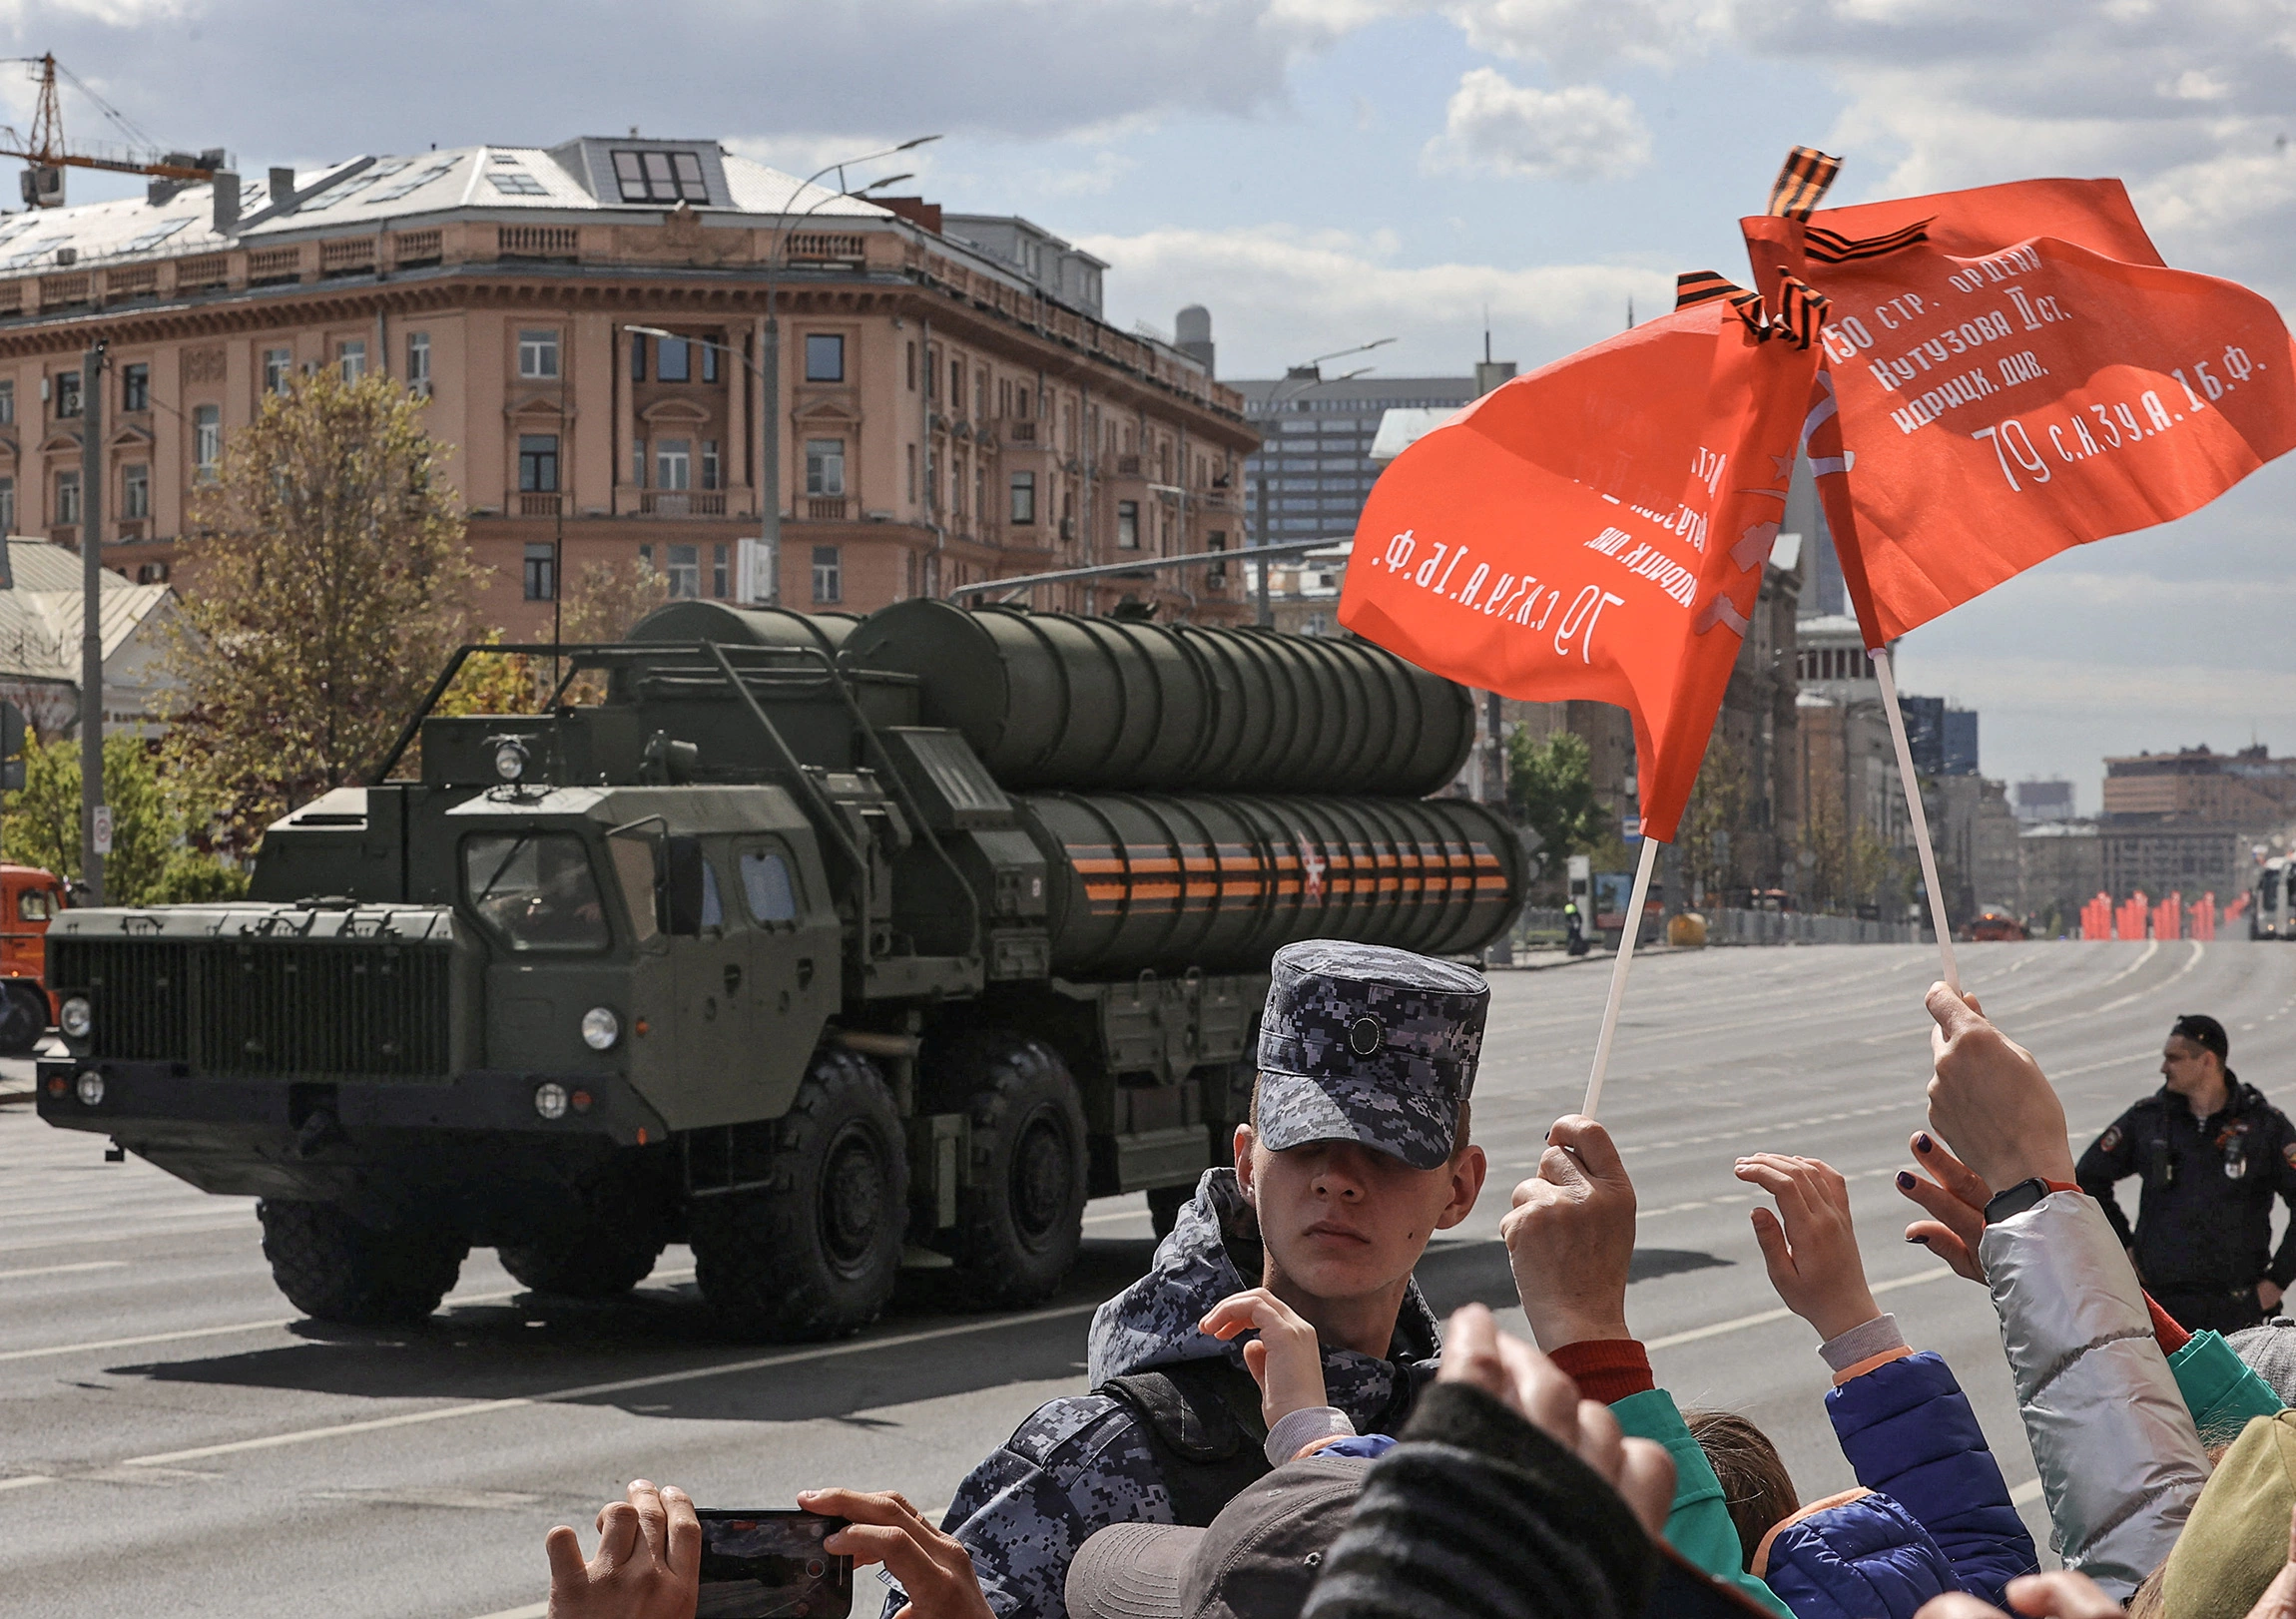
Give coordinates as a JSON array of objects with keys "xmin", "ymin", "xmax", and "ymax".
[
  {"xmin": 1734, "ymin": 1153, "xmax": 1883, "ymax": 1342},
  {"xmin": 1201, "ymin": 1287, "xmax": 1326, "ymax": 1427}
]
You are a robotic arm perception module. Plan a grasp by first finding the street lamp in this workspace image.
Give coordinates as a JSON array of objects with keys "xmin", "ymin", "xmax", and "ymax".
[
  {"xmin": 1251, "ymin": 338, "xmax": 1392, "ymax": 627},
  {"xmin": 751, "ymin": 136, "xmax": 940, "ymax": 597}
]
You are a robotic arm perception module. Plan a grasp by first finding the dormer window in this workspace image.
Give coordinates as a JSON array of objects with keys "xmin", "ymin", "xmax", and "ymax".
[{"xmin": 612, "ymin": 149, "xmax": 707, "ymax": 204}]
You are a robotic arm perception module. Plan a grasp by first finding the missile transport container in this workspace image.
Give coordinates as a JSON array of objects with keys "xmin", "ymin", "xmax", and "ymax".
[{"xmin": 37, "ymin": 602, "xmax": 1522, "ymax": 1340}]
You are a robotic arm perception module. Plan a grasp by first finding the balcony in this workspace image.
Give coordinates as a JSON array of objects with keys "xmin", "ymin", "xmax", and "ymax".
[
  {"xmin": 805, "ymin": 496, "xmax": 848, "ymax": 521},
  {"xmin": 1006, "ymin": 420, "xmax": 1037, "ymax": 443},
  {"xmin": 1115, "ymin": 454, "xmax": 1142, "ymax": 476},
  {"xmin": 116, "ymin": 518, "xmax": 147, "ymax": 542},
  {"xmin": 638, "ymin": 490, "xmax": 727, "ymax": 518},
  {"xmin": 512, "ymin": 491, "xmax": 563, "ymax": 518}
]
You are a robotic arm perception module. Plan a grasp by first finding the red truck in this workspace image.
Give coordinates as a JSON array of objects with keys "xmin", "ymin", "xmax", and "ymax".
[{"xmin": 0, "ymin": 863, "xmax": 65, "ymax": 1053}]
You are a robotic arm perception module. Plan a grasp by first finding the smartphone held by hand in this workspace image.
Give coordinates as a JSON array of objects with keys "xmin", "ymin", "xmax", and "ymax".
[{"xmin": 696, "ymin": 1509, "xmax": 853, "ymax": 1619}]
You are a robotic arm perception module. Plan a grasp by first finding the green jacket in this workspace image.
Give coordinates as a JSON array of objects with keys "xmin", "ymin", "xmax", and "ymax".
[
  {"xmin": 2170, "ymin": 1328, "xmax": 2285, "ymax": 1447},
  {"xmin": 1612, "ymin": 1386, "xmax": 1793, "ymax": 1618}
]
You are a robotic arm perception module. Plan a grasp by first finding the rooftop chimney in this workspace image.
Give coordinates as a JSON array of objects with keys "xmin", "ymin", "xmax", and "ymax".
[
  {"xmin": 212, "ymin": 170, "xmax": 240, "ymax": 234},
  {"xmin": 269, "ymin": 166, "xmax": 295, "ymax": 206},
  {"xmin": 1175, "ymin": 305, "xmax": 1215, "ymax": 376}
]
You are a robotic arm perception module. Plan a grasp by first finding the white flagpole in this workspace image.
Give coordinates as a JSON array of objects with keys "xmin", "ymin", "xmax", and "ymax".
[
  {"xmin": 1869, "ymin": 645, "xmax": 1961, "ymax": 992},
  {"xmin": 1582, "ymin": 832, "xmax": 1663, "ymax": 1119}
]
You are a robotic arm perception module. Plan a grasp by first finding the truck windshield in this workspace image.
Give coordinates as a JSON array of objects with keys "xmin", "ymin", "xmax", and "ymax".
[{"xmin": 462, "ymin": 832, "xmax": 610, "ymax": 951}]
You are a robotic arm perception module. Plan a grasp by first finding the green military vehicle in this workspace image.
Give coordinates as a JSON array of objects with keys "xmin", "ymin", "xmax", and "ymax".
[{"xmin": 37, "ymin": 600, "xmax": 1522, "ymax": 1341}]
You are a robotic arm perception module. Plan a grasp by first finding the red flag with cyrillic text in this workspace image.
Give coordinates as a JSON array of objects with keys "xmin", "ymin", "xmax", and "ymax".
[
  {"xmin": 1338, "ymin": 277, "xmax": 1822, "ymax": 841},
  {"xmin": 1742, "ymin": 153, "xmax": 2296, "ymax": 647}
]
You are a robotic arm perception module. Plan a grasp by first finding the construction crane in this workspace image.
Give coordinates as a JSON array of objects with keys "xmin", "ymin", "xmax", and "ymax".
[{"xmin": 0, "ymin": 54, "xmax": 221, "ymax": 209}]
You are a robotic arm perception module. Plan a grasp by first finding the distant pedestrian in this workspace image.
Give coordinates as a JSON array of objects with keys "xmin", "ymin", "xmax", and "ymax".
[
  {"xmin": 2076, "ymin": 1013, "xmax": 2296, "ymax": 1335},
  {"xmin": 1564, "ymin": 899, "xmax": 1588, "ymax": 957}
]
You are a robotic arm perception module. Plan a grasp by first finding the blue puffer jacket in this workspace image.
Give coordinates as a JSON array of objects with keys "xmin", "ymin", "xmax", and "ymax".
[{"xmin": 1755, "ymin": 1351, "xmax": 2037, "ymax": 1619}]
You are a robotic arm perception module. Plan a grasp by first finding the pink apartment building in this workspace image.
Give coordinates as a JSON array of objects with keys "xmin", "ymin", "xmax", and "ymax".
[{"xmin": 0, "ymin": 136, "xmax": 1256, "ymax": 632}]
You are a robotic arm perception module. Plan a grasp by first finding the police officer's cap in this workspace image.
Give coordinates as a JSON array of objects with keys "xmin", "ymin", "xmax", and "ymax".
[{"xmin": 1255, "ymin": 940, "xmax": 1487, "ymax": 1171}]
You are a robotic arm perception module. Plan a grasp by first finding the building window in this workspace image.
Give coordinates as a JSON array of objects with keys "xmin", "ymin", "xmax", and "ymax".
[
  {"xmin": 905, "ymin": 443, "xmax": 915, "ymax": 503},
  {"xmin": 656, "ymin": 335, "xmax": 690, "ymax": 383},
  {"xmin": 518, "ymin": 434, "xmax": 560, "ymax": 492},
  {"xmin": 1207, "ymin": 530, "xmax": 1227, "ymax": 584},
  {"xmin": 263, "ymin": 348, "xmax": 291, "ymax": 396},
  {"xmin": 950, "ymin": 357, "xmax": 962, "ymax": 406},
  {"xmin": 1117, "ymin": 499, "xmax": 1139, "ymax": 549},
  {"xmin": 630, "ymin": 330, "xmax": 647, "ymax": 381},
  {"xmin": 0, "ymin": 477, "xmax": 12, "ymax": 533},
  {"xmin": 121, "ymin": 363, "xmax": 149, "ymax": 413},
  {"xmin": 55, "ymin": 468, "xmax": 79, "ymax": 524},
  {"xmin": 974, "ymin": 368, "xmax": 986, "ymax": 420},
  {"xmin": 122, "ymin": 463, "xmax": 149, "ymax": 519},
  {"xmin": 805, "ymin": 333, "xmax": 844, "ymax": 382},
  {"xmin": 805, "ymin": 438, "xmax": 846, "ymax": 497},
  {"xmin": 667, "ymin": 542, "xmax": 700, "ymax": 598},
  {"xmin": 194, "ymin": 404, "xmax": 221, "ymax": 479},
  {"xmin": 53, "ymin": 369, "xmax": 79, "ymax": 418},
  {"xmin": 406, "ymin": 331, "xmax": 431, "ymax": 397},
  {"xmin": 611, "ymin": 148, "xmax": 708, "ymax": 204},
  {"xmin": 812, "ymin": 544, "xmax": 842, "ymax": 604},
  {"xmin": 925, "ymin": 346, "xmax": 937, "ymax": 399},
  {"xmin": 338, "ymin": 339, "xmax": 366, "ymax": 382},
  {"xmin": 905, "ymin": 340, "xmax": 915, "ymax": 390},
  {"xmin": 523, "ymin": 541, "xmax": 556, "ymax": 601},
  {"xmin": 631, "ymin": 437, "xmax": 647, "ymax": 486},
  {"xmin": 0, "ymin": 380, "xmax": 13, "ymax": 425},
  {"xmin": 517, "ymin": 329, "xmax": 560, "ymax": 380},
  {"xmin": 712, "ymin": 542, "xmax": 729, "ymax": 599},
  {"xmin": 656, "ymin": 438, "xmax": 692, "ymax": 490},
  {"xmin": 1009, "ymin": 470, "xmax": 1034, "ymax": 524},
  {"xmin": 701, "ymin": 340, "xmax": 720, "ymax": 384},
  {"xmin": 701, "ymin": 440, "xmax": 720, "ymax": 490}
]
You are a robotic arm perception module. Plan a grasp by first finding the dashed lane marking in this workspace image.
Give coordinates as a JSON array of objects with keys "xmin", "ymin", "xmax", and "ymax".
[{"xmin": 0, "ymin": 1260, "xmax": 125, "ymax": 1282}]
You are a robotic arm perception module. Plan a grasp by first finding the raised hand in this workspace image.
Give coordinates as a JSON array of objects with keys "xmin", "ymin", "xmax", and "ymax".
[
  {"xmin": 1925, "ymin": 983, "xmax": 2074, "ymax": 1192},
  {"xmin": 1896, "ymin": 1130, "xmax": 1994, "ymax": 1284},
  {"xmin": 1912, "ymin": 1570, "xmax": 2125, "ymax": 1616},
  {"xmin": 799, "ymin": 1488, "xmax": 994, "ymax": 1619},
  {"xmin": 1201, "ymin": 1286, "xmax": 1327, "ymax": 1427},
  {"xmin": 1437, "ymin": 1303, "xmax": 1675, "ymax": 1538},
  {"xmin": 544, "ymin": 1479, "xmax": 701, "ymax": 1619},
  {"xmin": 1502, "ymin": 1114, "xmax": 1636, "ymax": 1351},
  {"xmin": 1734, "ymin": 1154, "xmax": 1881, "ymax": 1341}
]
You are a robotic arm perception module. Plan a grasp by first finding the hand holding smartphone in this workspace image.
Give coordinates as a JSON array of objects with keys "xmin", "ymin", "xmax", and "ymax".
[{"xmin": 695, "ymin": 1508, "xmax": 854, "ymax": 1619}]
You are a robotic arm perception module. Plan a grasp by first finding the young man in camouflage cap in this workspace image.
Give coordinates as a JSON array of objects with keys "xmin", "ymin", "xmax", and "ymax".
[{"xmin": 885, "ymin": 940, "xmax": 1489, "ymax": 1619}]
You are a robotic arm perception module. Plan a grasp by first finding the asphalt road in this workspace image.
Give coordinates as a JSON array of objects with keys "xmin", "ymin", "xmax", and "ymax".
[{"xmin": 2, "ymin": 937, "xmax": 2287, "ymax": 1619}]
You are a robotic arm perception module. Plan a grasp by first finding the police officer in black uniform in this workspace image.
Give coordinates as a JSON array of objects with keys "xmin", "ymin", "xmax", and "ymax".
[{"xmin": 2076, "ymin": 1013, "xmax": 2296, "ymax": 1335}]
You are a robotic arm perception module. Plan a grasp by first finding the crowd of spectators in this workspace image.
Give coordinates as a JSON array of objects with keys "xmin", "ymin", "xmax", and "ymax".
[{"xmin": 534, "ymin": 945, "xmax": 2296, "ymax": 1619}]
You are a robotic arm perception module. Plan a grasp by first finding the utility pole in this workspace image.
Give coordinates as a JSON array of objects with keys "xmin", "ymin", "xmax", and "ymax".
[{"xmin": 78, "ymin": 338, "xmax": 106, "ymax": 903}]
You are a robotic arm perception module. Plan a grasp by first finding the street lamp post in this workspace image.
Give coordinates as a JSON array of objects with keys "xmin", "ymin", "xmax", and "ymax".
[
  {"xmin": 79, "ymin": 338, "xmax": 107, "ymax": 903},
  {"xmin": 750, "ymin": 137, "xmax": 939, "ymax": 604},
  {"xmin": 1250, "ymin": 338, "xmax": 1392, "ymax": 628}
]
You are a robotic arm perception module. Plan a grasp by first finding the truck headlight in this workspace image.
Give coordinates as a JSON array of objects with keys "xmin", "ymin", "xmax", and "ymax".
[
  {"xmin": 60, "ymin": 996, "xmax": 90, "ymax": 1038},
  {"xmin": 493, "ymin": 739, "xmax": 530, "ymax": 782},
  {"xmin": 74, "ymin": 1070, "xmax": 103, "ymax": 1106},
  {"xmin": 533, "ymin": 1082, "xmax": 569, "ymax": 1121},
  {"xmin": 580, "ymin": 1006, "xmax": 620, "ymax": 1051}
]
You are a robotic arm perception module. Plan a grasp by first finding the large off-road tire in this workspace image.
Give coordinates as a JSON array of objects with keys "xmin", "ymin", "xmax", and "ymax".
[
  {"xmin": 257, "ymin": 1200, "xmax": 469, "ymax": 1327},
  {"xmin": 690, "ymin": 1048, "xmax": 907, "ymax": 1342},
  {"xmin": 0, "ymin": 980, "xmax": 47, "ymax": 1055},
  {"xmin": 497, "ymin": 1214, "xmax": 667, "ymax": 1299},
  {"xmin": 937, "ymin": 1031, "xmax": 1088, "ymax": 1308}
]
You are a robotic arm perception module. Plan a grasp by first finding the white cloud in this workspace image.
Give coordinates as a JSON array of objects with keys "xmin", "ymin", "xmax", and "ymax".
[
  {"xmin": 1076, "ymin": 222, "xmax": 1671, "ymax": 376},
  {"xmin": 1439, "ymin": 0, "xmax": 1729, "ymax": 71},
  {"xmin": 1424, "ymin": 69, "xmax": 1651, "ymax": 180}
]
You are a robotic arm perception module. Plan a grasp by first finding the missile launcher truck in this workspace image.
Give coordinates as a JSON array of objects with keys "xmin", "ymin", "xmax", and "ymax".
[{"xmin": 37, "ymin": 600, "xmax": 1524, "ymax": 1341}]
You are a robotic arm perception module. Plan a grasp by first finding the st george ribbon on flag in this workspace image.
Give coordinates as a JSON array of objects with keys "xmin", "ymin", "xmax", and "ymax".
[
  {"xmin": 1337, "ymin": 267, "xmax": 1825, "ymax": 845},
  {"xmin": 1743, "ymin": 156, "xmax": 2296, "ymax": 648}
]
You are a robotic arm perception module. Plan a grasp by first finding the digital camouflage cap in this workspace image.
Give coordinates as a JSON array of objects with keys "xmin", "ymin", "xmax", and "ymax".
[{"xmin": 1255, "ymin": 940, "xmax": 1487, "ymax": 1171}]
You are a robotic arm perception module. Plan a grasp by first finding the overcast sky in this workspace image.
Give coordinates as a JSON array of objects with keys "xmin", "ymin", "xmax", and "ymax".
[{"xmin": 14, "ymin": 0, "xmax": 2296, "ymax": 810}]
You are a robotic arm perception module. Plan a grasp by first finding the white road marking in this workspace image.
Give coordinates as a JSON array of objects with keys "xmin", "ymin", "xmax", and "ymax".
[
  {"xmin": 0, "ymin": 1271, "xmax": 697, "ymax": 1364},
  {"xmin": 2010, "ymin": 1478, "xmax": 2044, "ymax": 1506},
  {"xmin": 0, "ymin": 1474, "xmax": 54, "ymax": 1492},
  {"xmin": 0, "ymin": 1260, "xmax": 125, "ymax": 1281},
  {"xmin": 121, "ymin": 1296, "xmax": 1104, "ymax": 1467},
  {"xmin": 1646, "ymin": 1267, "xmax": 1951, "ymax": 1350}
]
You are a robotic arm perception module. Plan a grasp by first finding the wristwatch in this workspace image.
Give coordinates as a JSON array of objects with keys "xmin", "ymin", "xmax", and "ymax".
[{"xmin": 1984, "ymin": 1177, "xmax": 2052, "ymax": 1224}]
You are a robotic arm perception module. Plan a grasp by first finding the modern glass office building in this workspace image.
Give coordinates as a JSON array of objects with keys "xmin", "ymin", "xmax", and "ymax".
[{"xmin": 1232, "ymin": 372, "xmax": 1483, "ymax": 547}]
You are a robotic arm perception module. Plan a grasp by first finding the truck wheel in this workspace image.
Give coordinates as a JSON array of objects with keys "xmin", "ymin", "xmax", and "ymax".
[
  {"xmin": 258, "ymin": 1200, "xmax": 469, "ymax": 1327},
  {"xmin": 691, "ymin": 1049, "xmax": 907, "ymax": 1342},
  {"xmin": 497, "ymin": 1223, "xmax": 666, "ymax": 1299},
  {"xmin": 0, "ymin": 980, "xmax": 46, "ymax": 1055},
  {"xmin": 940, "ymin": 1032, "xmax": 1088, "ymax": 1307}
]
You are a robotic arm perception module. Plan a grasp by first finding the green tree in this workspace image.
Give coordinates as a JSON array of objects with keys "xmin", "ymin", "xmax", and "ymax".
[
  {"xmin": 163, "ymin": 366, "xmax": 482, "ymax": 852},
  {"xmin": 3, "ymin": 734, "xmax": 246, "ymax": 904},
  {"xmin": 1507, "ymin": 729, "xmax": 1608, "ymax": 870}
]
